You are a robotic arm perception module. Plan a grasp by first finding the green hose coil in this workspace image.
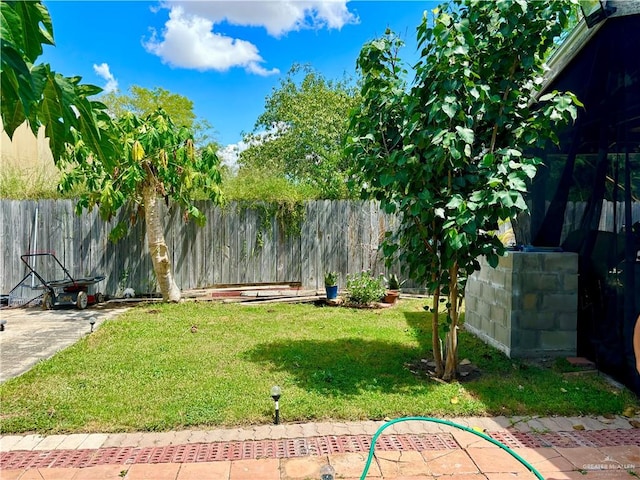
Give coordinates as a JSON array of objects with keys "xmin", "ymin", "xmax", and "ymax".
[{"xmin": 359, "ymin": 416, "xmax": 544, "ymax": 480}]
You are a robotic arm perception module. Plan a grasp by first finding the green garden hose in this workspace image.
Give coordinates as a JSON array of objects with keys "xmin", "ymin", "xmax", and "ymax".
[{"xmin": 359, "ymin": 416, "xmax": 544, "ymax": 480}]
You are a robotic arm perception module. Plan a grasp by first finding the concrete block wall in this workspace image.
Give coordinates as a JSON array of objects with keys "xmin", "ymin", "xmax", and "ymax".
[{"xmin": 465, "ymin": 252, "xmax": 578, "ymax": 358}]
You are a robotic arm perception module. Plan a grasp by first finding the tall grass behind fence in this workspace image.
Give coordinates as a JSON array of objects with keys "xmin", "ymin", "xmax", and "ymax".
[{"xmin": 0, "ymin": 199, "xmax": 637, "ymax": 297}]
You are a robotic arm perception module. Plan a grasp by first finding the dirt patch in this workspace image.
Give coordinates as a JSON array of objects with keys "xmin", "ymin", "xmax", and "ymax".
[{"xmin": 406, "ymin": 357, "xmax": 482, "ymax": 383}]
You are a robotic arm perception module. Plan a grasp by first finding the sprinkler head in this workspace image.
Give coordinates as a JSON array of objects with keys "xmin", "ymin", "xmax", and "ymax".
[{"xmin": 89, "ymin": 316, "xmax": 96, "ymax": 333}]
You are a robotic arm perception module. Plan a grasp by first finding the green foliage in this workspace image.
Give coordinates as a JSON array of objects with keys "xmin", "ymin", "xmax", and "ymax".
[
  {"xmin": 0, "ymin": 164, "xmax": 58, "ymax": 199},
  {"xmin": 100, "ymin": 85, "xmax": 218, "ymax": 147},
  {"xmin": 1, "ymin": 1, "xmax": 119, "ymax": 165},
  {"xmin": 386, "ymin": 273, "xmax": 405, "ymax": 291},
  {"xmin": 223, "ymin": 170, "xmax": 319, "ymax": 203},
  {"xmin": 238, "ymin": 64, "xmax": 360, "ymax": 199},
  {"xmin": 346, "ymin": 271, "xmax": 386, "ymax": 305},
  {"xmin": 348, "ymin": 0, "xmax": 581, "ymax": 379},
  {"xmin": 324, "ymin": 271, "xmax": 338, "ymax": 286},
  {"xmin": 59, "ymin": 108, "xmax": 222, "ymax": 232},
  {"xmin": 223, "ymin": 171, "xmax": 311, "ymax": 240},
  {"xmin": 102, "ymin": 86, "xmax": 196, "ymax": 128}
]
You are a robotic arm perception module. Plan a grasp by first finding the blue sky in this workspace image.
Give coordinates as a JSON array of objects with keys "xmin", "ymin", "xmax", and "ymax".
[{"xmin": 41, "ymin": 1, "xmax": 439, "ymax": 162}]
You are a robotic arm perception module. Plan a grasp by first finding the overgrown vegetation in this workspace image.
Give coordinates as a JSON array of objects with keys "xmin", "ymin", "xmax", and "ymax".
[
  {"xmin": 1, "ymin": 299, "xmax": 635, "ymax": 434},
  {"xmin": 0, "ymin": 165, "xmax": 61, "ymax": 200},
  {"xmin": 346, "ymin": 270, "xmax": 387, "ymax": 305},
  {"xmin": 238, "ymin": 64, "xmax": 360, "ymax": 199}
]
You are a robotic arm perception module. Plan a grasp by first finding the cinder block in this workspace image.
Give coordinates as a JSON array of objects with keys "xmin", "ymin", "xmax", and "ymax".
[
  {"xmin": 465, "ymin": 309, "xmax": 481, "ymax": 328},
  {"xmin": 562, "ymin": 274, "xmax": 579, "ymax": 292},
  {"xmin": 488, "ymin": 268, "xmax": 507, "ymax": 287},
  {"xmin": 493, "ymin": 324, "xmax": 510, "ymax": 347},
  {"xmin": 511, "ymin": 330, "xmax": 539, "ymax": 352},
  {"xmin": 477, "ymin": 300, "xmax": 491, "ymax": 319},
  {"xmin": 495, "ymin": 287, "xmax": 512, "ymax": 307},
  {"xmin": 490, "ymin": 304, "xmax": 507, "ymax": 326},
  {"xmin": 465, "ymin": 296, "xmax": 478, "ymax": 313},
  {"xmin": 520, "ymin": 273, "xmax": 559, "ymax": 292},
  {"xmin": 540, "ymin": 330, "xmax": 577, "ymax": 352},
  {"xmin": 542, "ymin": 294, "xmax": 577, "ymax": 313},
  {"xmin": 521, "ymin": 293, "xmax": 538, "ymax": 310},
  {"xmin": 466, "ymin": 277, "xmax": 482, "ymax": 296},
  {"xmin": 499, "ymin": 253, "xmax": 513, "ymax": 269},
  {"xmin": 556, "ymin": 312, "xmax": 578, "ymax": 331},
  {"xmin": 518, "ymin": 252, "xmax": 544, "ymax": 271},
  {"xmin": 518, "ymin": 311, "xmax": 555, "ymax": 330},
  {"xmin": 544, "ymin": 253, "xmax": 578, "ymax": 274},
  {"xmin": 483, "ymin": 286, "xmax": 497, "ymax": 304}
]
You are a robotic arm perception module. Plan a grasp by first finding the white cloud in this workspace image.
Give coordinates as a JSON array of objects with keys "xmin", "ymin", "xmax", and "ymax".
[
  {"xmin": 172, "ymin": 1, "xmax": 358, "ymax": 37},
  {"xmin": 93, "ymin": 63, "xmax": 118, "ymax": 93},
  {"xmin": 144, "ymin": 6, "xmax": 278, "ymax": 76},
  {"xmin": 218, "ymin": 141, "xmax": 249, "ymax": 173},
  {"xmin": 145, "ymin": 1, "xmax": 357, "ymax": 75}
]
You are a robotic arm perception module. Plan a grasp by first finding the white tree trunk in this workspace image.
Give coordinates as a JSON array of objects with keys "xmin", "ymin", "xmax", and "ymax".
[{"xmin": 143, "ymin": 184, "xmax": 181, "ymax": 302}]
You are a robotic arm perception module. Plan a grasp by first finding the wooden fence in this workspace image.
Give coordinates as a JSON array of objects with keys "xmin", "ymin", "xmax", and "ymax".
[
  {"xmin": 1, "ymin": 199, "xmax": 638, "ymax": 298},
  {"xmin": 0, "ymin": 200, "xmax": 400, "ymax": 296}
]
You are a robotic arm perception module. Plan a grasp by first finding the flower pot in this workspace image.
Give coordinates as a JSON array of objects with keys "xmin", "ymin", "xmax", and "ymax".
[
  {"xmin": 325, "ymin": 285, "xmax": 338, "ymax": 300},
  {"xmin": 382, "ymin": 290, "xmax": 399, "ymax": 304}
]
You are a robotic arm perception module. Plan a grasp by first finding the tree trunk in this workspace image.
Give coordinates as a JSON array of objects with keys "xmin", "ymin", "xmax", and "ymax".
[
  {"xmin": 443, "ymin": 261, "xmax": 459, "ymax": 381},
  {"xmin": 431, "ymin": 281, "xmax": 444, "ymax": 378},
  {"xmin": 142, "ymin": 183, "xmax": 181, "ymax": 302}
]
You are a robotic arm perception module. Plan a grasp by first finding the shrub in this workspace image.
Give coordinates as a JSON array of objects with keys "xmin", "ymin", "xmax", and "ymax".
[
  {"xmin": 346, "ymin": 271, "xmax": 386, "ymax": 305},
  {"xmin": 324, "ymin": 271, "xmax": 338, "ymax": 286}
]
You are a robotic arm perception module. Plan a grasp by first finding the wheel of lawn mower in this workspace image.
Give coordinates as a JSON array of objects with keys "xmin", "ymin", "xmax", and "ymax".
[
  {"xmin": 76, "ymin": 291, "xmax": 88, "ymax": 310},
  {"xmin": 42, "ymin": 292, "xmax": 54, "ymax": 310}
]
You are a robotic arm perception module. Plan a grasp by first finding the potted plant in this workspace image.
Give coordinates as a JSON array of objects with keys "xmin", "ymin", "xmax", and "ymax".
[
  {"xmin": 383, "ymin": 273, "xmax": 404, "ymax": 304},
  {"xmin": 324, "ymin": 271, "xmax": 339, "ymax": 300}
]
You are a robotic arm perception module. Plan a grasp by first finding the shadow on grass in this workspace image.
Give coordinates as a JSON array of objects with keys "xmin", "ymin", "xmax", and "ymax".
[
  {"xmin": 404, "ymin": 309, "xmax": 514, "ymax": 372},
  {"xmin": 403, "ymin": 310, "xmax": 435, "ymax": 354},
  {"xmin": 245, "ymin": 337, "xmax": 434, "ymax": 396}
]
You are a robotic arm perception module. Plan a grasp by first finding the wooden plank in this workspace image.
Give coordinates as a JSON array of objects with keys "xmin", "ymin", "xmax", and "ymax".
[
  {"xmin": 210, "ymin": 204, "xmax": 222, "ymax": 286},
  {"xmin": 221, "ymin": 205, "xmax": 232, "ymax": 284},
  {"xmin": 336, "ymin": 200, "xmax": 349, "ymax": 287},
  {"xmin": 228, "ymin": 203, "xmax": 240, "ymax": 284},
  {"xmin": 245, "ymin": 206, "xmax": 256, "ymax": 284},
  {"xmin": 261, "ymin": 208, "xmax": 277, "ymax": 282},
  {"xmin": 318, "ymin": 199, "xmax": 331, "ymax": 289},
  {"xmin": 301, "ymin": 201, "xmax": 319, "ymax": 289}
]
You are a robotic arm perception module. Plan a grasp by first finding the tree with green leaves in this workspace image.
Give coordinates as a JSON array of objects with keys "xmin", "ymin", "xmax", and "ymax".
[
  {"xmin": 1, "ymin": 0, "xmax": 117, "ymax": 165},
  {"xmin": 100, "ymin": 85, "xmax": 217, "ymax": 148},
  {"xmin": 238, "ymin": 64, "xmax": 359, "ymax": 199},
  {"xmin": 60, "ymin": 109, "xmax": 222, "ymax": 302},
  {"xmin": 102, "ymin": 86, "xmax": 196, "ymax": 129},
  {"xmin": 348, "ymin": 1, "xmax": 581, "ymax": 380}
]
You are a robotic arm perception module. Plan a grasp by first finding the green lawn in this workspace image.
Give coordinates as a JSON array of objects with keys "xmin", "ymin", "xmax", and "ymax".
[{"xmin": 0, "ymin": 299, "xmax": 636, "ymax": 434}]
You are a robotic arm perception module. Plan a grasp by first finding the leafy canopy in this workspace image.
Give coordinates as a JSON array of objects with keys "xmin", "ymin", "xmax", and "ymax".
[
  {"xmin": 348, "ymin": 0, "xmax": 581, "ymax": 379},
  {"xmin": 59, "ymin": 108, "xmax": 222, "ymax": 240},
  {"xmin": 100, "ymin": 85, "xmax": 218, "ymax": 148},
  {"xmin": 238, "ymin": 64, "xmax": 360, "ymax": 199}
]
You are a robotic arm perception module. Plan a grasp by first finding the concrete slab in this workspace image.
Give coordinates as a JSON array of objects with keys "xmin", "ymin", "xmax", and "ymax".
[{"xmin": 0, "ymin": 302, "xmax": 129, "ymax": 383}]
